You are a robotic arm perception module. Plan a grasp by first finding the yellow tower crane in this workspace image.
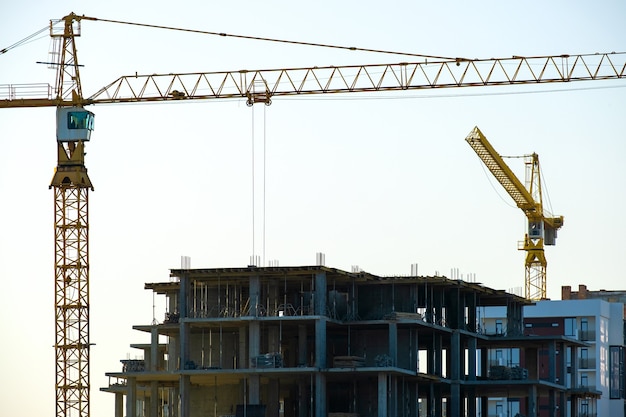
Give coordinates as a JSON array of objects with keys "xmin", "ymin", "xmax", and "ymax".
[
  {"xmin": 1, "ymin": 12, "xmax": 625, "ymax": 417},
  {"xmin": 465, "ymin": 126, "xmax": 564, "ymax": 300}
]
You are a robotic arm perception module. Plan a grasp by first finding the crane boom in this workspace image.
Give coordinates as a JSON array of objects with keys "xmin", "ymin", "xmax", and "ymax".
[
  {"xmin": 465, "ymin": 126, "xmax": 536, "ymax": 212},
  {"xmin": 2, "ymin": 52, "xmax": 625, "ymax": 108}
]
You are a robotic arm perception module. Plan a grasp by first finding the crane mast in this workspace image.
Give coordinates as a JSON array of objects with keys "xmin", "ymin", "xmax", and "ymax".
[
  {"xmin": 465, "ymin": 126, "xmax": 563, "ymax": 300},
  {"xmin": 49, "ymin": 13, "xmax": 94, "ymax": 417}
]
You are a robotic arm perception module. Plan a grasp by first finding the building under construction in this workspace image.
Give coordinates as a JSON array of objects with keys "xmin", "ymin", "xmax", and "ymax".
[{"xmin": 101, "ymin": 265, "xmax": 592, "ymax": 417}]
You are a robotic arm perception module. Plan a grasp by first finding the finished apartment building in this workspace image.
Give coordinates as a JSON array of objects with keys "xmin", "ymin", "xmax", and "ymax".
[
  {"xmin": 101, "ymin": 265, "xmax": 592, "ymax": 417},
  {"xmin": 483, "ymin": 298, "xmax": 626, "ymax": 417}
]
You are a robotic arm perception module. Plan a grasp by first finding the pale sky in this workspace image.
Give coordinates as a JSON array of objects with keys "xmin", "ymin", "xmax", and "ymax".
[{"xmin": 1, "ymin": 1, "xmax": 625, "ymax": 417}]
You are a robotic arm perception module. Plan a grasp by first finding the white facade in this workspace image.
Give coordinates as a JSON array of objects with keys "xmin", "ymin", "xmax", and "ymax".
[
  {"xmin": 480, "ymin": 299, "xmax": 625, "ymax": 417},
  {"xmin": 525, "ymin": 299, "xmax": 624, "ymax": 417}
]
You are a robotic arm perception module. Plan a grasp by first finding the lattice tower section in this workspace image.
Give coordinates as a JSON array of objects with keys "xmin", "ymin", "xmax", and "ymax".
[{"xmin": 54, "ymin": 184, "xmax": 90, "ymax": 417}]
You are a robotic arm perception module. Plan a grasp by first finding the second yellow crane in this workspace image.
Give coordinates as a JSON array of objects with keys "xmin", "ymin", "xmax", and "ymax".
[{"xmin": 465, "ymin": 126, "xmax": 563, "ymax": 300}]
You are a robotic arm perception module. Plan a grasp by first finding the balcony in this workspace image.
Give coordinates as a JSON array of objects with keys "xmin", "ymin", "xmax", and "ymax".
[
  {"xmin": 579, "ymin": 329, "xmax": 595, "ymax": 342},
  {"xmin": 578, "ymin": 358, "xmax": 596, "ymax": 369},
  {"xmin": 570, "ymin": 384, "xmax": 598, "ymax": 394}
]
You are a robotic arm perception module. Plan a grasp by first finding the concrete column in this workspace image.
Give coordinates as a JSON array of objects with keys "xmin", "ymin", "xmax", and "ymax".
[
  {"xmin": 314, "ymin": 305, "xmax": 327, "ymax": 417},
  {"xmin": 451, "ymin": 331, "xmax": 461, "ymax": 380},
  {"xmin": 151, "ymin": 326, "xmax": 159, "ymax": 371},
  {"xmin": 506, "ymin": 301, "xmax": 523, "ymax": 336},
  {"xmin": 180, "ymin": 375, "xmax": 190, "ymax": 417},
  {"xmin": 467, "ymin": 294, "xmax": 477, "ymax": 332},
  {"xmin": 389, "ymin": 322, "xmax": 398, "ymax": 366},
  {"xmin": 172, "ymin": 387, "xmax": 179, "ymax": 417},
  {"xmin": 150, "ymin": 381, "xmax": 158, "ymax": 417},
  {"xmin": 315, "ymin": 373, "xmax": 327, "ymax": 417},
  {"xmin": 126, "ymin": 377, "xmax": 137, "ymax": 417},
  {"xmin": 114, "ymin": 392, "xmax": 124, "ymax": 417},
  {"xmin": 480, "ymin": 347, "xmax": 488, "ymax": 378},
  {"xmin": 468, "ymin": 337, "xmax": 477, "ymax": 380},
  {"xmin": 179, "ymin": 274, "xmax": 189, "ymax": 318},
  {"xmin": 548, "ymin": 340, "xmax": 557, "ymax": 383},
  {"xmin": 559, "ymin": 341, "xmax": 567, "ymax": 386},
  {"xmin": 450, "ymin": 384, "xmax": 460, "ymax": 417},
  {"xmin": 434, "ymin": 333, "xmax": 442, "ymax": 376},
  {"xmin": 249, "ymin": 275, "xmax": 260, "ymax": 316},
  {"xmin": 168, "ymin": 335, "xmax": 178, "ymax": 371},
  {"xmin": 249, "ymin": 320, "xmax": 261, "ymax": 404},
  {"xmin": 412, "ymin": 328, "xmax": 419, "ymax": 372},
  {"xmin": 180, "ymin": 321, "xmax": 190, "ymax": 369},
  {"xmin": 570, "ymin": 345, "xmax": 578, "ymax": 388},
  {"xmin": 298, "ymin": 325, "xmax": 308, "ymax": 366},
  {"xmin": 378, "ymin": 373, "xmax": 388, "ymax": 417},
  {"xmin": 558, "ymin": 390, "xmax": 567, "ymax": 417},
  {"xmin": 528, "ymin": 385, "xmax": 538, "ymax": 417},
  {"xmin": 315, "ymin": 319, "xmax": 326, "ymax": 368},
  {"xmin": 450, "ymin": 330, "xmax": 461, "ymax": 417},
  {"xmin": 249, "ymin": 273, "xmax": 261, "ymax": 380},
  {"xmin": 314, "ymin": 272, "xmax": 327, "ymax": 316},
  {"xmin": 179, "ymin": 275, "xmax": 190, "ymax": 371},
  {"xmin": 391, "ymin": 375, "xmax": 398, "ymax": 417}
]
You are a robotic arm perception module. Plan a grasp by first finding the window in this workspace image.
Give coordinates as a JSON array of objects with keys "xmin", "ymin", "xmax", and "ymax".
[
  {"xmin": 564, "ymin": 317, "xmax": 576, "ymax": 337},
  {"xmin": 511, "ymin": 348, "xmax": 520, "ymax": 367},
  {"xmin": 496, "ymin": 320, "xmax": 503, "ymax": 335},
  {"xmin": 581, "ymin": 373, "xmax": 588, "ymax": 388},
  {"xmin": 67, "ymin": 111, "xmax": 94, "ymax": 130},
  {"xmin": 610, "ymin": 346, "xmax": 624, "ymax": 399},
  {"xmin": 581, "ymin": 318, "xmax": 588, "ymax": 333},
  {"xmin": 528, "ymin": 221, "xmax": 543, "ymax": 238},
  {"xmin": 581, "ymin": 318, "xmax": 590, "ymax": 341},
  {"xmin": 580, "ymin": 400, "xmax": 589, "ymax": 417},
  {"xmin": 581, "ymin": 348, "xmax": 589, "ymax": 369},
  {"xmin": 496, "ymin": 349, "xmax": 503, "ymax": 366}
]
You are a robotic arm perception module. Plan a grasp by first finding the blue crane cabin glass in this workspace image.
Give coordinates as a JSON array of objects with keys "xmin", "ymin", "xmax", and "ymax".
[{"xmin": 56, "ymin": 107, "xmax": 95, "ymax": 142}]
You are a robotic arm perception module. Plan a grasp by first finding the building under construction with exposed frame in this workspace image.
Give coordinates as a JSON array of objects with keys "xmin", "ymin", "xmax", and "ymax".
[{"xmin": 101, "ymin": 265, "xmax": 595, "ymax": 417}]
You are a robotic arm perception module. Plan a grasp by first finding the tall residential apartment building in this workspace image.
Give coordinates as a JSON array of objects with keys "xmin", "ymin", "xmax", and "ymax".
[
  {"xmin": 102, "ymin": 266, "xmax": 592, "ymax": 417},
  {"xmin": 483, "ymin": 299, "xmax": 626, "ymax": 417}
]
